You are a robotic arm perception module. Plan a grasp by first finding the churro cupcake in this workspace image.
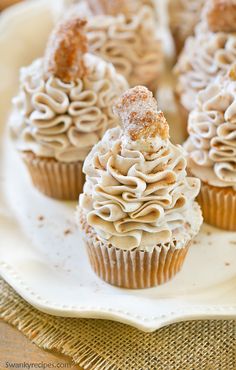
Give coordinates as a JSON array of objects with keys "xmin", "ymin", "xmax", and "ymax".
[
  {"xmin": 10, "ymin": 17, "xmax": 128, "ymax": 200},
  {"xmin": 78, "ymin": 86, "xmax": 202, "ymax": 289},
  {"xmin": 80, "ymin": 0, "xmax": 163, "ymax": 92},
  {"xmin": 185, "ymin": 66, "xmax": 236, "ymax": 230},
  {"xmin": 60, "ymin": 0, "xmax": 156, "ymax": 19},
  {"xmin": 168, "ymin": 0, "xmax": 204, "ymax": 55},
  {"xmin": 174, "ymin": 0, "xmax": 236, "ymax": 119}
]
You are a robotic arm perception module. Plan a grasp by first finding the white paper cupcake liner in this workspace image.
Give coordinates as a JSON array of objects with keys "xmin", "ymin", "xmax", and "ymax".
[
  {"xmin": 85, "ymin": 240, "xmax": 190, "ymax": 289},
  {"xmin": 198, "ymin": 182, "xmax": 236, "ymax": 231},
  {"xmin": 79, "ymin": 212, "xmax": 190, "ymax": 289},
  {"xmin": 22, "ymin": 152, "xmax": 84, "ymax": 200}
]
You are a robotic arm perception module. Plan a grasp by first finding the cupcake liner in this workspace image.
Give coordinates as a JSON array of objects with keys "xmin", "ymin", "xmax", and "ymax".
[
  {"xmin": 174, "ymin": 91, "xmax": 189, "ymax": 138},
  {"xmin": 173, "ymin": 35, "xmax": 184, "ymax": 57},
  {"xmin": 86, "ymin": 240, "xmax": 190, "ymax": 289},
  {"xmin": 79, "ymin": 213, "xmax": 190, "ymax": 289},
  {"xmin": 198, "ymin": 182, "xmax": 236, "ymax": 231},
  {"xmin": 22, "ymin": 152, "xmax": 84, "ymax": 200},
  {"xmin": 147, "ymin": 79, "xmax": 159, "ymax": 96}
]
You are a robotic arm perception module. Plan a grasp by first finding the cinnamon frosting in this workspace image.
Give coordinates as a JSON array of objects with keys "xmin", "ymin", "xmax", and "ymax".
[
  {"xmin": 185, "ymin": 72, "xmax": 236, "ymax": 189},
  {"xmin": 84, "ymin": 1, "xmax": 163, "ymax": 88},
  {"xmin": 10, "ymin": 18, "xmax": 128, "ymax": 163},
  {"xmin": 79, "ymin": 86, "xmax": 202, "ymax": 251},
  {"xmin": 175, "ymin": 0, "xmax": 236, "ymax": 111}
]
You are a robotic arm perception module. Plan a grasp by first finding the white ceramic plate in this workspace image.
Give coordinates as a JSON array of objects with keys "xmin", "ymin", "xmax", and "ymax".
[{"xmin": 0, "ymin": 0, "xmax": 236, "ymax": 333}]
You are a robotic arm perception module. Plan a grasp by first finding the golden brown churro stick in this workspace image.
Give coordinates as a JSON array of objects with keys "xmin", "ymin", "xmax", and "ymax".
[
  {"xmin": 44, "ymin": 18, "xmax": 88, "ymax": 83},
  {"xmin": 0, "ymin": 0, "xmax": 22, "ymax": 11},
  {"xmin": 114, "ymin": 86, "xmax": 169, "ymax": 147},
  {"xmin": 206, "ymin": 0, "xmax": 236, "ymax": 32}
]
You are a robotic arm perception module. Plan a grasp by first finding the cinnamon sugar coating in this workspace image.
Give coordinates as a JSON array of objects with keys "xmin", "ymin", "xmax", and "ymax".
[
  {"xmin": 127, "ymin": 111, "xmax": 169, "ymax": 141},
  {"xmin": 87, "ymin": 0, "xmax": 139, "ymax": 16},
  {"xmin": 115, "ymin": 85, "xmax": 155, "ymax": 111},
  {"xmin": 206, "ymin": 0, "xmax": 236, "ymax": 32},
  {"xmin": 44, "ymin": 18, "xmax": 88, "ymax": 82},
  {"xmin": 114, "ymin": 86, "xmax": 169, "ymax": 141}
]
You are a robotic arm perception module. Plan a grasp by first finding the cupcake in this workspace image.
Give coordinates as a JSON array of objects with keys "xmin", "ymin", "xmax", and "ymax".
[
  {"xmin": 78, "ymin": 86, "xmax": 202, "ymax": 289},
  {"xmin": 79, "ymin": 0, "xmax": 163, "ymax": 92},
  {"xmin": 60, "ymin": 0, "xmax": 157, "ymax": 20},
  {"xmin": 174, "ymin": 0, "xmax": 236, "ymax": 118},
  {"xmin": 10, "ymin": 17, "xmax": 128, "ymax": 200},
  {"xmin": 185, "ymin": 65, "xmax": 236, "ymax": 230},
  {"xmin": 168, "ymin": 0, "xmax": 204, "ymax": 55}
]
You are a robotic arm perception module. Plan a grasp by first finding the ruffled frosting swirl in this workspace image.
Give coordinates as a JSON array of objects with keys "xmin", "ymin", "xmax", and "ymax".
[
  {"xmin": 79, "ymin": 126, "xmax": 201, "ymax": 250},
  {"xmin": 11, "ymin": 55, "xmax": 128, "ymax": 162},
  {"xmin": 174, "ymin": 21, "xmax": 236, "ymax": 111},
  {"xmin": 86, "ymin": 6, "xmax": 163, "ymax": 88},
  {"xmin": 185, "ymin": 76, "xmax": 236, "ymax": 188}
]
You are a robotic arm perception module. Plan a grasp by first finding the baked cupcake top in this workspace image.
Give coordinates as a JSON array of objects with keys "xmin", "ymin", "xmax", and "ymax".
[
  {"xmin": 174, "ymin": 0, "xmax": 236, "ymax": 112},
  {"xmin": 185, "ymin": 65, "xmax": 236, "ymax": 189},
  {"xmin": 169, "ymin": 0, "xmax": 204, "ymax": 53},
  {"xmin": 79, "ymin": 86, "xmax": 202, "ymax": 251},
  {"xmin": 10, "ymin": 17, "xmax": 128, "ymax": 163},
  {"xmin": 81, "ymin": 0, "xmax": 163, "ymax": 88}
]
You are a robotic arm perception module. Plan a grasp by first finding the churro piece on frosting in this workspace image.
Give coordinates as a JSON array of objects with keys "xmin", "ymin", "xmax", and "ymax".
[
  {"xmin": 44, "ymin": 18, "xmax": 88, "ymax": 82},
  {"xmin": 114, "ymin": 86, "xmax": 169, "ymax": 146},
  {"xmin": 206, "ymin": 0, "xmax": 236, "ymax": 32},
  {"xmin": 87, "ymin": 0, "xmax": 139, "ymax": 16}
]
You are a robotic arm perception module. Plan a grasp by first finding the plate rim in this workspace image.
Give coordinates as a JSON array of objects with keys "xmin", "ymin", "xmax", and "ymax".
[
  {"xmin": 1, "ymin": 260, "xmax": 236, "ymax": 332},
  {"xmin": 1, "ymin": 0, "xmax": 236, "ymax": 333}
]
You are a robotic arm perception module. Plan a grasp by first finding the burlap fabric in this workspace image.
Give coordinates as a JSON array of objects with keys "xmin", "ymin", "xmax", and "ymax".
[{"xmin": 0, "ymin": 279, "xmax": 235, "ymax": 370}]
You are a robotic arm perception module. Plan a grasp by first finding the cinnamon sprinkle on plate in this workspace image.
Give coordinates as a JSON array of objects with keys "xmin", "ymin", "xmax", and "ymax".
[{"xmin": 64, "ymin": 228, "xmax": 72, "ymax": 236}]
